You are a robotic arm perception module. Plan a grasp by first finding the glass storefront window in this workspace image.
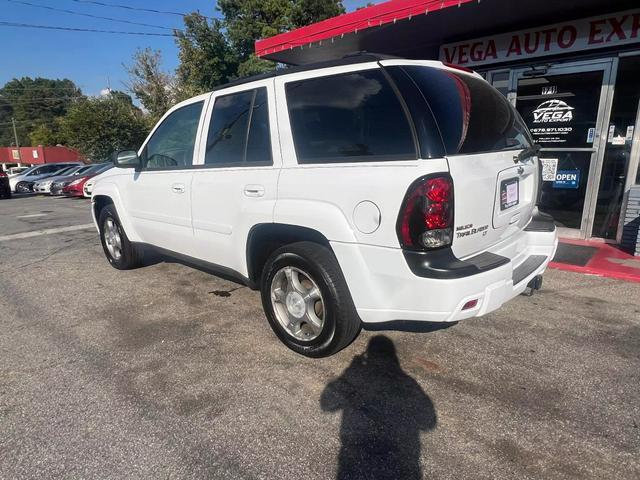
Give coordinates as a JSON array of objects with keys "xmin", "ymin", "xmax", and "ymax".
[
  {"xmin": 593, "ymin": 56, "xmax": 640, "ymax": 239},
  {"xmin": 516, "ymin": 69, "xmax": 605, "ymax": 233}
]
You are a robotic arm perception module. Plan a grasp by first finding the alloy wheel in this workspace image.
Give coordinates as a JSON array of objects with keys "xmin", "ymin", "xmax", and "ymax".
[
  {"xmin": 270, "ymin": 266, "xmax": 325, "ymax": 341},
  {"xmin": 103, "ymin": 217, "xmax": 123, "ymax": 261}
]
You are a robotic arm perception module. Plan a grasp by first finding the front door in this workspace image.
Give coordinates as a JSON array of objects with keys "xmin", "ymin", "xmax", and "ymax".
[
  {"xmin": 124, "ymin": 99, "xmax": 207, "ymax": 254},
  {"xmin": 513, "ymin": 60, "xmax": 614, "ymax": 238}
]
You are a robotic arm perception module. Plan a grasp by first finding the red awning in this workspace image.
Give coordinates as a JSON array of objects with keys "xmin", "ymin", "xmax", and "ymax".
[
  {"xmin": 256, "ymin": 0, "xmax": 476, "ymax": 60},
  {"xmin": 256, "ymin": 0, "xmax": 638, "ymax": 65}
]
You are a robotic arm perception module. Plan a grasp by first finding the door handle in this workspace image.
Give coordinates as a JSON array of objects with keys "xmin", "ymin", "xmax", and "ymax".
[
  {"xmin": 171, "ymin": 183, "xmax": 185, "ymax": 194},
  {"xmin": 244, "ymin": 184, "xmax": 265, "ymax": 197}
]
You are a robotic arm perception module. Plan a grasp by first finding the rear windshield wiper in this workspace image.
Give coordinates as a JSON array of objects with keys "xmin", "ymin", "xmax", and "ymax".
[{"xmin": 515, "ymin": 144, "xmax": 541, "ymax": 163}]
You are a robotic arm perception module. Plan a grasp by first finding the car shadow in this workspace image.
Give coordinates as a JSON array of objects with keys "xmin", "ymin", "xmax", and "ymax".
[
  {"xmin": 138, "ymin": 246, "xmax": 247, "ymax": 287},
  {"xmin": 320, "ymin": 335, "xmax": 437, "ymax": 480}
]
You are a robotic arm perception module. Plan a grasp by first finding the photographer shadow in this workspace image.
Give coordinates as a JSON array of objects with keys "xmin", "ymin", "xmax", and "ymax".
[{"xmin": 321, "ymin": 335, "xmax": 437, "ymax": 480}]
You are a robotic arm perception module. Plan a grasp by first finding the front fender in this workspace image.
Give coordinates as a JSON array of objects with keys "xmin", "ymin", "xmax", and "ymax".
[{"xmin": 92, "ymin": 181, "xmax": 142, "ymax": 243}]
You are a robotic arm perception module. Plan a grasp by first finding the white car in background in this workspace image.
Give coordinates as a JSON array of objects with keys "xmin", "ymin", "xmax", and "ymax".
[
  {"xmin": 83, "ymin": 176, "xmax": 98, "ymax": 198},
  {"xmin": 6, "ymin": 166, "xmax": 29, "ymax": 176}
]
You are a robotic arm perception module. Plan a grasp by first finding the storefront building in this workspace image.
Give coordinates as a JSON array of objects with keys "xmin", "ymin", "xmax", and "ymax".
[{"xmin": 256, "ymin": 0, "xmax": 640, "ymax": 243}]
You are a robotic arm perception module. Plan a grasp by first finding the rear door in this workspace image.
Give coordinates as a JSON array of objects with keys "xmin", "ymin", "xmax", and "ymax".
[
  {"xmin": 190, "ymin": 81, "xmax": 280, "ymax": 274},
  {"xmin": 385, "ymin": 63, "xmax": 538, "ymax": 258}
]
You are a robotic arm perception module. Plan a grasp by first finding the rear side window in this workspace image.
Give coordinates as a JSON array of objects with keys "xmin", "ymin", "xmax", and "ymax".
[
  {"xmin": 395, "ymin": 66, "xmax": 532, "ymax": 155},
  {"xmin": 285, "ymin": 69, "xmax": 416, "ymax": 164},
  {"xmin": 205, "ymin": 87, "xmax": 272, "ymax": 166}
]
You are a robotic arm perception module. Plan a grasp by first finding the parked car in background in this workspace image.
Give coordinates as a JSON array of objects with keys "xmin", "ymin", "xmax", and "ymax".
[
  {"xmin": 83, "ymin": 164, "xmax": 114, "ymax": 198},
  {"xmin": 33, "ymin": 166, "xmax": 84, "ymax": 194},
  {"xmin": 0, "ymin": 171, "xmax": 11, "ymax": 199},
  {"xmin": 9, "ymin": 162, "xmax": 81, "ymax": 192},
  {"xmin": 62, "ymin": 163, "xmax": 113, "ymax": 197},
  {"xmin": 6, "ymin": 166, "xmax": 29, "ymax": 176},
  {"xmin": 50, "ymin": 164, "xmax": 97, "ymax": 196}
]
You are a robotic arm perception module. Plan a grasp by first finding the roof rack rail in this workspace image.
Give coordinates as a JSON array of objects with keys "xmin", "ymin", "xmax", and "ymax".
[{"xmin": 211, "ymin": 52, "xmax": 399, "ymax": 93}]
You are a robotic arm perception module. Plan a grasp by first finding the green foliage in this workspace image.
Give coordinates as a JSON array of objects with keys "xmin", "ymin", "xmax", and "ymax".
[
  {"xmin": 237, "ymin": 54, "xmax": 277, "ymax": 78},
  {"xmin": 175, "ymin": 14, "xmax": 239, "ymax": 99},
  {"xmin": 60, "ymin": 93, "xmax": 149, "ymax": 161},
  {"xmin": 291, "ymin": 0, "xmax": 346, "ymax": 28},
  {"xmin": 168, "ymin": 0, "xmax": 344, "ymax": 97},
  {"xmin": 124, "ymin": 48, "xmax": 176, "ymax": 124},
  {"xmin": 29, "ymin": 122, "xmax": 64, "ymax": 146},
  {"xmin": 0, "ymin": 77, "xmax": 82, "ymax": 147}
]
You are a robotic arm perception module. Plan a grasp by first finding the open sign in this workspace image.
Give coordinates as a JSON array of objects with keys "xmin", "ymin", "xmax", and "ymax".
[{"xmin": 553, "ymin": 169, "xmax": 581, "ymax": 189}]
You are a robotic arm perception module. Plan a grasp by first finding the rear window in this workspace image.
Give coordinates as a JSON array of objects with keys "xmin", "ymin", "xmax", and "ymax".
[
  {"xmin": 285, "ymin": 69, "xmax": 416, "ymax": 164},
  {"xmin": 394, "ymin": 66, "xmax": 532, "ymax": 155}
]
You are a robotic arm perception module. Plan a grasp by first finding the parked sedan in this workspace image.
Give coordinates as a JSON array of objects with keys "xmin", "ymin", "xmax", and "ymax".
[
  {"xmin": 62, "ymin": 163, "xmax": 113, "ymax": 197},
  {"xmin": 33, "ymin": 166, "xmax": 84, "ymax": 194},
  {"xmin": 50, "ymin": 164, "xmax": 99, "ymax": 196},
  {"xmin": 9, "ymin": 162, "xmax": 81, "ymax": 192},
  {"xmin": 0, "ymin": 171, "xmax": 11, "ymax": 199}
]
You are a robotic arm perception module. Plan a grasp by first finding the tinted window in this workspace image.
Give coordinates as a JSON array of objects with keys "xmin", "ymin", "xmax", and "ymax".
[
  {"xmin": 141, "ymin": 101, "xmax": 204, "ymax": 169},
  {"xmin": 286, "ymin": 70, "xmax": 416, "ymax": 164},
  {"xmin": 397, "ymin": 66, "xmax": 532, "ymax": 155},
  {"xmin": 205, "ymin": 87, "xmax": 272, "ymax": 166}
]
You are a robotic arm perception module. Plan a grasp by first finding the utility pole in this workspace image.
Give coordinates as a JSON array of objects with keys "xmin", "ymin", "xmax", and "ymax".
[{"xmin": 11, "ymin": 117, "xmax": 22, "ymax": 166}]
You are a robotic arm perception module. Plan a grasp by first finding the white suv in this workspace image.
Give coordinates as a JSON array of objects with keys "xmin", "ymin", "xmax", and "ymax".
[{"xmin": 92, "ymin": 56, "xmax": 558, "ymax": 357}]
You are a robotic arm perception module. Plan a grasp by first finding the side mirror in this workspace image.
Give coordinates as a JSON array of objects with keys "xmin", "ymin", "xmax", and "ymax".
[{"xmin": 113, "ymin": 150, "xmax": 141, "ymax": 169}]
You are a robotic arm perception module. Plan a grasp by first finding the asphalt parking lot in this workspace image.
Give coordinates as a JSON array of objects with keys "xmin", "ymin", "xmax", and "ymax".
[{"xmin": 1, "ymin": 195, "xmax": 639, "ymax": 479}]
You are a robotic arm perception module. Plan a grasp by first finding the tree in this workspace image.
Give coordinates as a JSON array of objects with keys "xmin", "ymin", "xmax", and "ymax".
[
  {"xmin": 292, "ymin": 0, "xmax": 345, "ymax": 28},
  {"xmin": 29, "ymin": 122, "xmax": 63, "ymax": 146},
  {"xmin": 124, "ymin": 48, "xmax": 176, "ymax": 123},
  {"xmin": 0, "ymin": 77, "xmax": 83, "ymax": 146},
  {"xmin": 174, "ymin": 13, "xmax": 238, "ymax": 98},
  {"xmin": 217, "ymin": 0, "xmax": 345, "ymax": 75},
  {"xmin": 60, "ymin": 93, "xmax": 149, "ymax": 161}
]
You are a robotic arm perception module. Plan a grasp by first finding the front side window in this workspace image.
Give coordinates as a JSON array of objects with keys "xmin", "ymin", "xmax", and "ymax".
[
  {"xmin": 395, "ymin": 66, "xmax": 532, "ymax": 155},
  {"xmin": 205, "ymin": 87, "xmax": 272, "ymax": 166},
  {"xmin": 285, "ymin": 69, "xmax": 416, "ymax": 164},
  {"xmin": 141, "ymin": 101, "xmax": 204, "ymax": 169}
]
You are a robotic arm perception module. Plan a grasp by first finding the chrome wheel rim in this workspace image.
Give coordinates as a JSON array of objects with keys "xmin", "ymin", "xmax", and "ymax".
[
  {"xmin": 270, "ymin": 266, "xmax": 325, "ymax": 341},
  {"xmin": 103, "ymin": 217, "xmax": 122, "ymax": 260}
]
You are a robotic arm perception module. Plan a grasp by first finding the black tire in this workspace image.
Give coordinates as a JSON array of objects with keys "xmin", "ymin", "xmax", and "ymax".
[
  {"xmin": 15, "ymin": 182, "xmax": 31, "ymax": 194},
  {"xmin": 0, "ymin": 189, "xmax": 10, "ymax": 199},
  {"xmin": 98, "ymin": 204, "xmax": 143, "ymax": 270},
  {"xmin": 260, "ymin": 241, "xmax": 361, "ymax": 357}
]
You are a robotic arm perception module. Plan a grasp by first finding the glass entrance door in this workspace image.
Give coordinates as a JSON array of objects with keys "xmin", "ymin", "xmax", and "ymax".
[{"xmin": 513, "ymin": 60, "xmax": 615, "ymax": 238}]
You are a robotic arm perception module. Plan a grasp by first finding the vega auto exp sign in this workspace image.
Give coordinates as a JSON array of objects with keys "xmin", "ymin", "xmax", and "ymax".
[{"xmin": 439, "ymin": 9, "xmax": 640, "ymax": 67}]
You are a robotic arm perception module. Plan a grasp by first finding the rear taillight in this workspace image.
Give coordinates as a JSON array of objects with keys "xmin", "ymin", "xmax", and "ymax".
[
  {"xmin": 397, "ymin": 175, "xmax": 454, "ymax": 250},
  {"xmin": 0, "ymin": 172, "xmax": 6, "ymax": 177}
]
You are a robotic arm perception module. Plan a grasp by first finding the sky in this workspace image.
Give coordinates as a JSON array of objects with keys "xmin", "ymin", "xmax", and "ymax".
[{"xmin": 0, "ymin": 0, "xmax": 372, "ymax": 97}]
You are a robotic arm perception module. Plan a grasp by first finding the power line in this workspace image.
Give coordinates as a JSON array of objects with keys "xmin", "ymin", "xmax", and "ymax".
[
  {"xmin": 1, "ymin": 86, "xmax": 82, "ymax": 92},
  {"xmin": 1, "ymin": 97, "xmax": 83, "ymax": 103},
  {"xmin": 0, "ymin": 20, "xmax": 176, "ymax": 36},
  {"xmin": 68, "ymin": 0, "xmax": 215, "ymax": 20},
  {"xmin": 5, "ymin": 0, "xmax": 182, "ymax": 31}
]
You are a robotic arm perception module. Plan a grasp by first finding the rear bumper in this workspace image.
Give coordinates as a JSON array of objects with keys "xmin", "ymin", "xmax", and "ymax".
[{"xmin": 331, "ymin": 225, "xmax": 557, "ymax": 325}]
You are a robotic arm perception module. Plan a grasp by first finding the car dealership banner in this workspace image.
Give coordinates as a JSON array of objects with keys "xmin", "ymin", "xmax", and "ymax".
[{"xmin": 439, "ymin": 9, "xmax": 640, "ymax": 67}]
